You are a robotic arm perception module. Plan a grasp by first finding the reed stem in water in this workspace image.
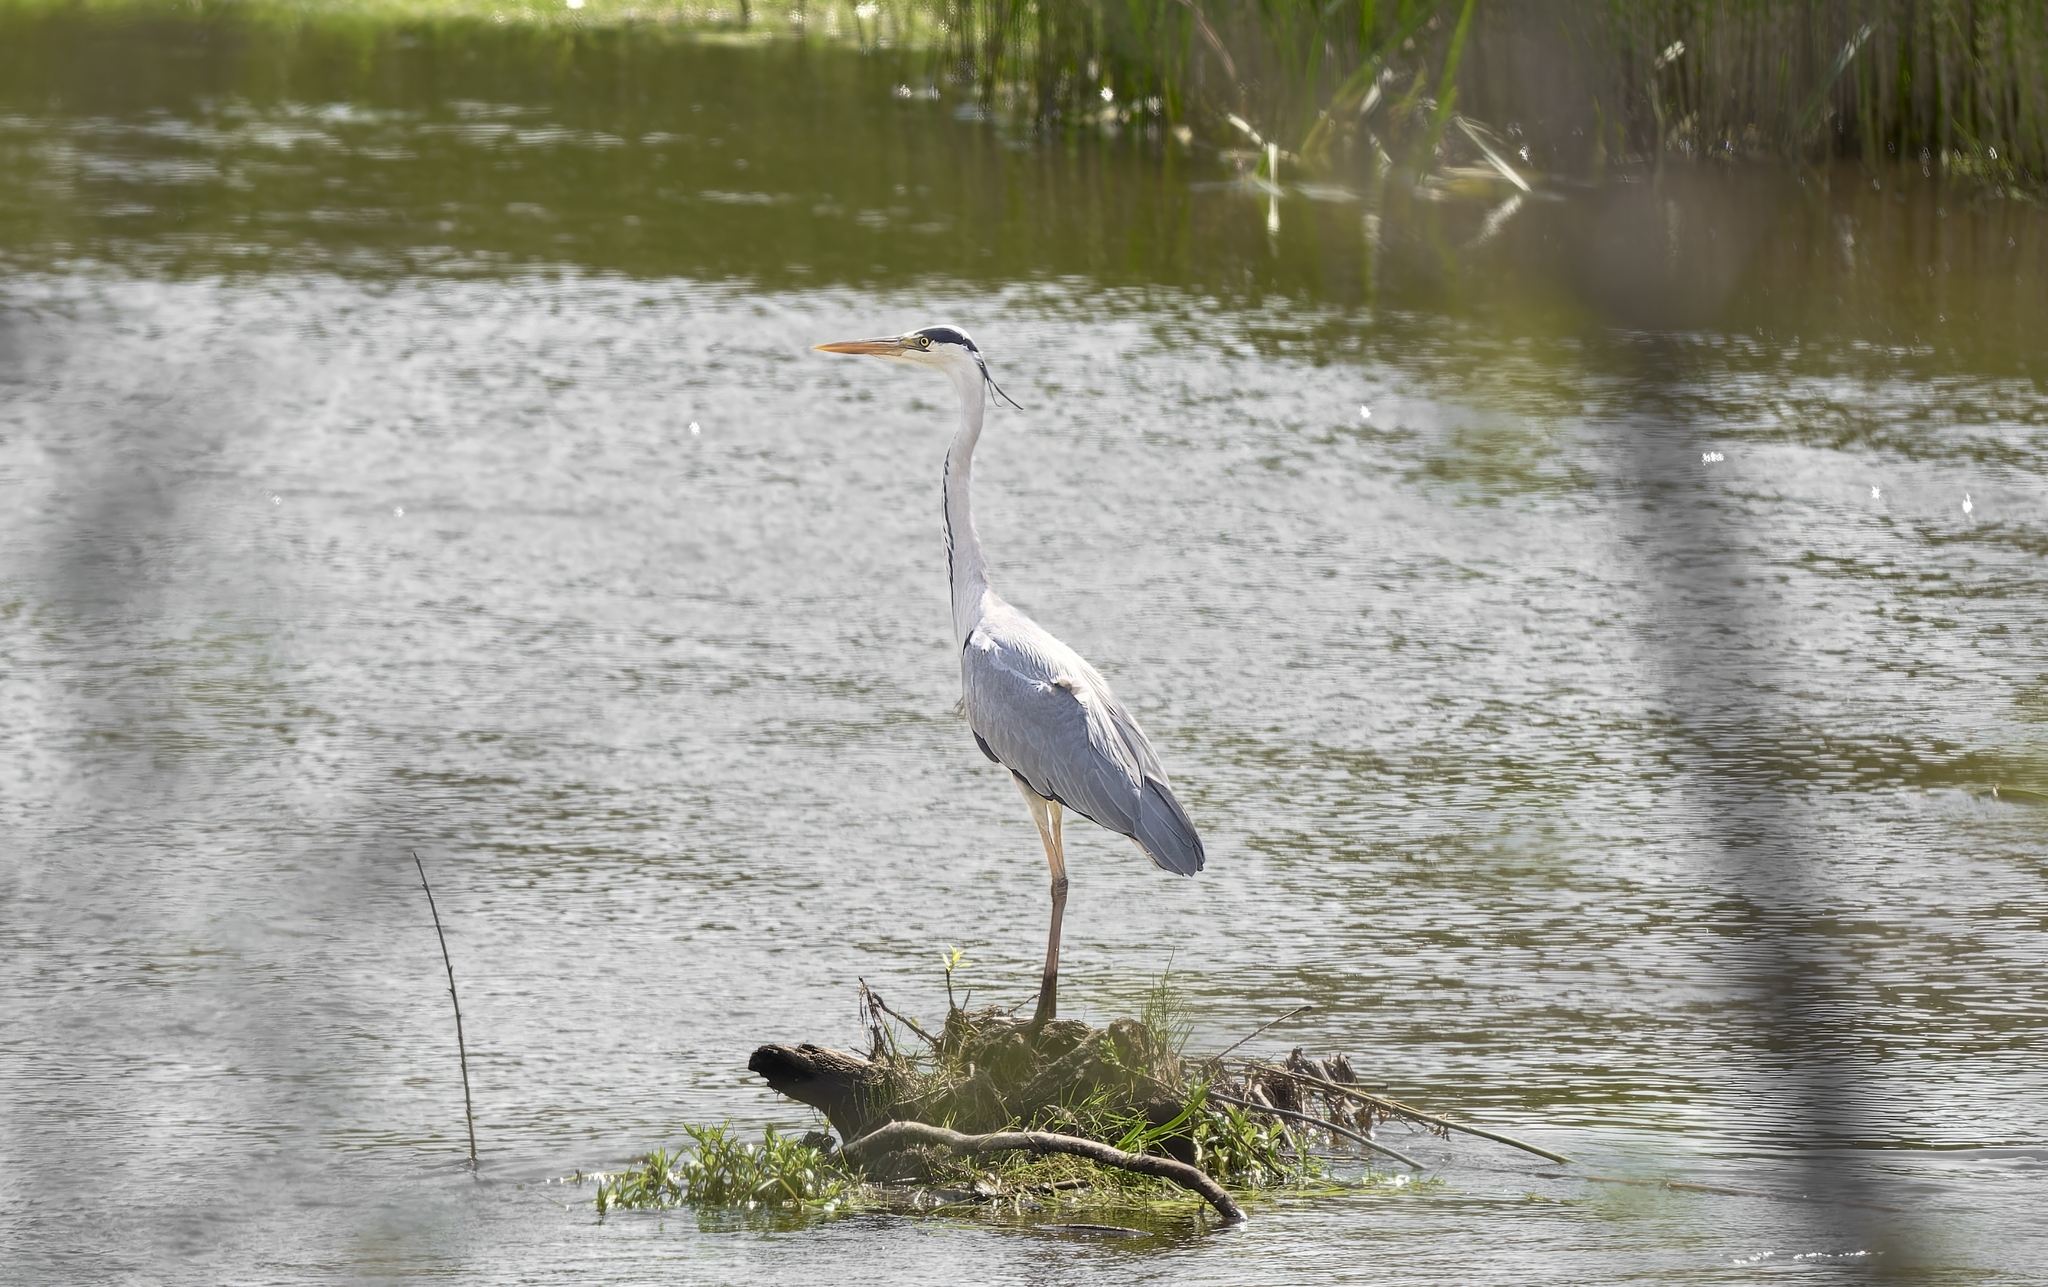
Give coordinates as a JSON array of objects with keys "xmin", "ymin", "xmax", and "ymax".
[{"xmin": 413, "ymin": 850, "xmax": 478, "ymax": 1170}]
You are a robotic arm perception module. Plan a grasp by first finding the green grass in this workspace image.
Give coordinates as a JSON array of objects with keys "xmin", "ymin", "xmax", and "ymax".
[
  {"xmin": 593, "ymin": 1124, "xmax": 851, "ymax": 1216},
  {"xmin": 1138, "ymin": 964, "xmax": 1195, "ymax": 1061}
]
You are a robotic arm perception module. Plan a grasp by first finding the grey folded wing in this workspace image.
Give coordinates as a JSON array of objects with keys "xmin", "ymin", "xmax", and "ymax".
[{"xmin": 961, "ymin": 623, "xmax": 1205, "ymax": 876}]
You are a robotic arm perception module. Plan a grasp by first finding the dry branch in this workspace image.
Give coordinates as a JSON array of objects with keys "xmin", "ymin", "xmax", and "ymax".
[
  {"xmin": 748, "ymin": 1043, "xmax": 893, "ymax": 1144},
  {"xmin": 1206, "ymin": 1003, "xmax": 1313, "ymax": 1064},
  {"xmin": 842, "ymin": 1120, "xmax": 1248, "ymax": 1224},
  {"xmin": 1244, "ymin": 1060, "xmax": 1573, "ymax": 1165}
]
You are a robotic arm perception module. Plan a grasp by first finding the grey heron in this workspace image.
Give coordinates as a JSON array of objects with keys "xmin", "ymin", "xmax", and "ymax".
[{"xmin": 815, "ymin": 324, "xmax": 1205, "ymax": 1026}]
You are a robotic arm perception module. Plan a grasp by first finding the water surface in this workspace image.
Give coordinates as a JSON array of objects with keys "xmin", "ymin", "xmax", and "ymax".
[{"xmin": 2, "ymin": 11, "xmax": 2045, "ymax": 1284}]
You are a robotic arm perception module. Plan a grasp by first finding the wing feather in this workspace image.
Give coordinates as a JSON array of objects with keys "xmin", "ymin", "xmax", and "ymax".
[{"xmin": 961, "ymin": 607, "xmax": 1204, "ymax": 875}]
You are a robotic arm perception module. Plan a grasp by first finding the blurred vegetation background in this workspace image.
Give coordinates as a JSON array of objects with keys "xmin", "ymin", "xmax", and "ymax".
[{"xmin": 6, "ymin": 0, "xmax": 2040, "ymax": 183}]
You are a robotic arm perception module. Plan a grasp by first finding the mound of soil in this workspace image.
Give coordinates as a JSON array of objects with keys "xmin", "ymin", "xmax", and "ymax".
[{"xmin": 749, "ymin": 1009, "xmax": 1186, "ymax": 1158}]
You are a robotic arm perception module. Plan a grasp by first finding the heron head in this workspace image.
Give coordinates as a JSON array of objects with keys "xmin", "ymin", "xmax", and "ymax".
[
  {"xmin": 814, "ymin": 324, "xmax": 1022, "ymax": 408},
  {"xmin": 815, "ymin": 323, "xmax": 977, "ymax": 365}
]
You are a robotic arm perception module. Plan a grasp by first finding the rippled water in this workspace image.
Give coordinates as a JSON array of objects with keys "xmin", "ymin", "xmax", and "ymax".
[{"xmin": 3, "ymin": 12, "xmax": 2045, "ymax": 1284}]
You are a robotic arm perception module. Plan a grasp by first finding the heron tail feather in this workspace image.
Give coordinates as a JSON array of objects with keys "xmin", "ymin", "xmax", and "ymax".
[{"xmin": 1133, "ymin": 777, "xmax": 1205, "ymax": 875}]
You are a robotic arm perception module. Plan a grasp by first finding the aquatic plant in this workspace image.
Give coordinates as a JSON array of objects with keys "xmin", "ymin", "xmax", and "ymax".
[
  {"xmin": 940, "ymin": 0, "xmax": 2048, "ymax": 183},
  {"xmin": 1580, "ymin": 0, "xmax": 2047, "ymax": 181},
  {"xmin": 587, "ymin": 1079, "xmax": 1327, "ymax": 1221},
  {"xmin": 1079, "ymin": 0, "xmax": 2040, "ymax": 170},
  {"xmin": 582, "ymin": 1081, "xmax": 1323, "ymax": 1221},
  {"xmin": 592, "ymin": 1124, "xmax": 851, "ymax": 1215}
]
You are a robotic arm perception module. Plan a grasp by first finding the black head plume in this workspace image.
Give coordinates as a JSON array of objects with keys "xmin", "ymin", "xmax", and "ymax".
[{"xmin": 978, "ymin": 358, "xmax": 1025, "ymax": 411}]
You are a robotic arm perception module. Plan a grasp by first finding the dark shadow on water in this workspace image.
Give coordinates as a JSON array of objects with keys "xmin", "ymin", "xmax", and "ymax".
[{"xmin": 1600, "ymin": 333, "xmax": 1892, "ymax": 1225}]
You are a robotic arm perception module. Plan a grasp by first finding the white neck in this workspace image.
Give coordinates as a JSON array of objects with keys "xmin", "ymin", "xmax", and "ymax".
[{"xmin": 940, "ymin": 361, "xmax": 996, "ymax": 646}]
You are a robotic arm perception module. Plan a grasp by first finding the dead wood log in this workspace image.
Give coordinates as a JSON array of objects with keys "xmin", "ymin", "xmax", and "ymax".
[
  {"xmin": 841, "ymin": 1120, "xmax": 1248, "ymax": 1224},
  {"xmin": 747, "ymin": 1043, "xmax": 893, "ymax": 1144}
]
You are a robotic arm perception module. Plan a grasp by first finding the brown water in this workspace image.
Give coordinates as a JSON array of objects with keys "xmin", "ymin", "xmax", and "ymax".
[{"xmin": 2, "ymin": 12, "xmax": 2045, "ymax": 1284}]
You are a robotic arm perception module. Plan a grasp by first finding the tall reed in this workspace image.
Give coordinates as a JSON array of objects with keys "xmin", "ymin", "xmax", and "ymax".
[
  {"xmin": 1565, "ymin": 0, "xmax": 2047, "ymax": 177},
  {"xmin": 934, "ymin": 0, "xmax": 2046, "ymax": 179}
]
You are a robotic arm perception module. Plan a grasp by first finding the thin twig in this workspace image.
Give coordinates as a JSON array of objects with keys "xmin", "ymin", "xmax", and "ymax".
[
  {"xmin": 1244, "ymin": 1061, "xmax": 1573, "ymax": 1165},
  {"xmin": 858, "ymin": 978, "xmax": 939, "ymax": 1047},
  {"xmin": 843, "ymin": 1120, "xmax": 1247, "ymax": 1224},
  {"xmin": 1208, "ymin": 1091, "xmax": 1425, "ymax": 1171},
  {"xmin": 413, "ymin": 851, "xmax": 477, "ymax": 1170},
  {"xmin": 1206, "ymin": 1004, "xmax": 1313, "ymax": 1065},
  {"xmin": 1238, "ymin": 1062, "xmax": 1439, "ymax": 1131}
]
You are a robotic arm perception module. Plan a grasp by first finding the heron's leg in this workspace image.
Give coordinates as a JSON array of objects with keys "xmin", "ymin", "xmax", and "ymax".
[
  {"xmin": 1015, "ymin": 779, "xmax": 1068, "ymax": 1027},
  {"xmin": 1044, "ymin": 799, "xmax": 1065, "ymax": 1023}
]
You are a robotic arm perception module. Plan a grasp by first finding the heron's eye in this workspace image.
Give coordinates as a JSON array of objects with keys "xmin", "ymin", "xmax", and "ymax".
[{"xmin": 916, "ymin": 335, "xmax": 933, "ymax": 349}]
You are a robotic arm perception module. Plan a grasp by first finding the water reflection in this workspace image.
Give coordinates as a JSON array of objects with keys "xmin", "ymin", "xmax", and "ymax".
[
  {"xmin": 2, "ymin": 9, "xmax": 2044, "ymax": 368},
  {"xmin": 1, "ymin": 7, "xmax": 2044, "ymax": 1285}
]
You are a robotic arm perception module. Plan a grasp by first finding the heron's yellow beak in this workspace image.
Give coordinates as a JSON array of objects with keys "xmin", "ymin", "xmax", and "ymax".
[{"xmin": 814, "ymin": 337, "xmax": 906, "ymax": 356}]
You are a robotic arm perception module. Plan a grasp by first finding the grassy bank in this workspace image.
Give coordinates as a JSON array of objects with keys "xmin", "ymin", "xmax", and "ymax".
[{"xmin": 6, "ymin": 0, "xmax": 2041, "ymax": 181}]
